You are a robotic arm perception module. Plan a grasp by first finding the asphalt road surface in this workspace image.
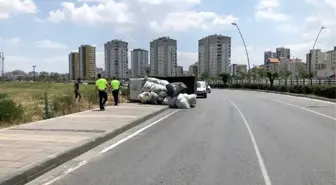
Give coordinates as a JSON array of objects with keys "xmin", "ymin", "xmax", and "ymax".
[{"xmin": 53, "ymin": 90, "xmax": 336, "ymax": 185}]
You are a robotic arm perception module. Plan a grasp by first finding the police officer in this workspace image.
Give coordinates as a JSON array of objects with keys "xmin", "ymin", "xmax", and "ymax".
[
  {"xmin": 111, "ymin": 76, "xmax": 121, "ymax": 106},
  {"xmin": 95, "ymin": 73, "xmax": 108, "ymax": 110}
]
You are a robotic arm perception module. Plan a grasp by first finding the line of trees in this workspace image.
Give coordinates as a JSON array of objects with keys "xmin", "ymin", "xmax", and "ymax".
[
  {"xmin": 0, "ymin": 73, "xmax": 70, "ymax": 82},
  {"xmin": 199, "ymin": 67, "xmax": 316, "ymax": 88}
]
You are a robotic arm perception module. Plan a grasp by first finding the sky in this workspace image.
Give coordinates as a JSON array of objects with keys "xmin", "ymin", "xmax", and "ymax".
[{"xmin": 0, "ymin": 0, "xmax": 335, "ymax": 73}]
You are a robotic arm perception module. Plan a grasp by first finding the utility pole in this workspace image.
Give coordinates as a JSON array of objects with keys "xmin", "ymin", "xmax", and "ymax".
[
  {"xmin": 309, "ymin": 26, "xmax": 326, "ymax": 76},
  {"xmin": 32, "ymin": 65, "xmax": 36, "ymax": 81},
  {"xmin": 232, "ymin": 21, "xmax": 251, "ymax": 84}
]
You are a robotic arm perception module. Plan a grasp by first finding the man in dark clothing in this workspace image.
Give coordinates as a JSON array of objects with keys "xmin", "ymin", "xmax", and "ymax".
[{"xmin": 74, "ymin": 78, "xmax": 81, "ymax": 102}]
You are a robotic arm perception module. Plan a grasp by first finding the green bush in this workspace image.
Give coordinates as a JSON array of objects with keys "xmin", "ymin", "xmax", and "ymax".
[
  {"xmin": 210, "ymin": 83, "xmax": 336, "ymax": 99},
  {"xmin": 0, "ymin": 93, "xmax": 25, "ymax": 122},
  {"xmin": 52, "ymin": 91, "xmax": 75, "ymax": 115}
]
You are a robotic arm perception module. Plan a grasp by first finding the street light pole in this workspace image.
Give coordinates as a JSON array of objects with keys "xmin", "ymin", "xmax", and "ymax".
[
  {"xmin": 309, "ymin": 26, "xmax": 326, "ymax": 76},
  {"xmin": 232, "ymin": 21, "xmax": 251, "ymax": 83}
]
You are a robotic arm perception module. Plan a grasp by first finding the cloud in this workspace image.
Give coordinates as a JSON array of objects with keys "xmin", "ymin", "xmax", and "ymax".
[
  {"xmin": 46, "ymin": 1, "xmax": 134, "ymax": 24},
  {"xmin": 149, "ymin": 11, "xmax": 238, "ymax": 32},
  {"xmin": 5, "ymin": 37, "xmax": 21, "ymax": 45},
  {"xmin": 34, "ymin": 40, "xmax": 69, "ymax": 49},
  {"xmin": 44, "ymin": 0, "xmax": 227, "ymax": 34},
  {"xmin": 0, "ymin": 0, "xmax": 37, "ymax": 19},
  {"xmin": 254, "ymin": 0, "xmax": 287, "ymax": 21}
]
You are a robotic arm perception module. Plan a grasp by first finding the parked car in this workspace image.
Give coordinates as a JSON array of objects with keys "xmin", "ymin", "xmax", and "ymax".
[
  {"xmin": 206, "ymin": 84, "xmax": 211, "ymax": 93},
  {"xmin": 196, "ymin": 81, "xmax": 207, "ymax": 98}
]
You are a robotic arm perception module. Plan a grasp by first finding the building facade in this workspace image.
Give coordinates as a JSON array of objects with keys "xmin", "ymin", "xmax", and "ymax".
[
  {"xmin": 266, "ymin": 58, "xmax": 281, "ymax": 73},
  {"xmin": 131, "ymin": 49, "xmax": 148, "ymax": 78},
  {"xmin": 68, "ymin": 52, "xmax": 79, "ymax": 80},
  {"xmin": 264, "ymin": 51, "xmax": 276, "ymax": 65},
  {"xmin": 276, "ymin": 47, "xmax": 290, "ymax": 60},
  {"xmin": 78, "ymin": 45, "xmax": 96, "ymax": 80},
  {"xmin": 306, "ymin": 49, "xmax": 327, "ymax": 77},
  {"xmin": 198, "ymin": 34, "xmax": 231, "ymax": 77},
  {"xmin": 229, "ymin": 64, "xmax": 247, "ymax": 76},
  {"xmin": 283, "ymin": 59, "xmax": 305, "ymax": 78},
  {"xmin": 176, "ymin": 66, "xmax": 183, "ymax": 76},
  {"xmin": 188, "ymin": 62, "xmax": 199, "ymax": 78},
  {"xmin": 104, "ymin": 40, "xmax": 129, "ymax": 79},
  {"xmin": 150, "ymin": 37, "xmax": 177, "ymax": 77},
  {"xmin": 316, "ymin": 46, "xmax": 336, "ymax": 78}
]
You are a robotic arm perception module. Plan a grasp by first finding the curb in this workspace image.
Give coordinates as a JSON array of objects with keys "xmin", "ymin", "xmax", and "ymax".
[
  {"xmin": 226, "ymin": 88, "xmax": 336, "ymax": 103},
  {"xmin": 0, "ymin": 106, "xmax": 169, "ymax": 185}
]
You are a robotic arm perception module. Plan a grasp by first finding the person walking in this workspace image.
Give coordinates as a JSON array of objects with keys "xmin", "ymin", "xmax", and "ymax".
[
  {"xmin": 74, "ymin": 78, "xmax": 81, "ymax": 102},
  {"xmin": 95, "ymin": 74, "xmax": 108, "ymax": 110},
  {"xmin": 111, "ymin": 77, "xmax": 121, "ymax": 106}
]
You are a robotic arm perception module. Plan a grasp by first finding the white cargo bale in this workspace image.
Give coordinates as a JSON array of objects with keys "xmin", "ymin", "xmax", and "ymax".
[
  {"xmin": 163, "ymin": 97, "xmax": 170, "ymax": 105},
  {"xmin": 149, "ymin": 92, "xmax": 159, "ymax": 104},
  {"xmin": 138, "ymin": 92, "xmax": 151, "ymax": 104},
  {"xmin": 150, "ymin": 83, "xmax": 167, "ymax": 94},
  {"xmin": 175, "ymin": 94, "xmax": 190, "ymax": 109},
  {"xmin": 145, "ymin": 77, "xmax": 169, "ymax": 86},
  {"xmin": 185, "ymin": 94, "xmax": 197, "ymax": 107},
  {"xmin": 142, "ymin": 81, "xmax": 154, "ymax": 92}
]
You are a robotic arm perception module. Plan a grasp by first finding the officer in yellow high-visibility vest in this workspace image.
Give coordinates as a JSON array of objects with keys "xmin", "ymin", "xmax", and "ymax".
[
  {"xmin": 111, "ymin": 77, "xmax": 121, "ymax": 106},
  {"xmin": 95, "ymin": 73, "xmax": 108, "ymax": 110}
]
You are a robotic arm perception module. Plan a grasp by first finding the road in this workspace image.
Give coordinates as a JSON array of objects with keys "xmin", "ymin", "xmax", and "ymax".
[{"xmin": 50, "ymin": 90, "xmax": 336, "ymax": 185}]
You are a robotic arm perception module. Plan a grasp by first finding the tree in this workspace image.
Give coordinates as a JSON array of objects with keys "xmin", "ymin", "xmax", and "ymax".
[
  {"xmin": 218, "ymin": 72, "xmax": 231, "ymax": 85},
  {"xmin": 279, "ymin": 68, "xmax": 292, "ymax": 79},
  {"xmin": 237, "ymin": 71, "xmax": 247, "ymax": 80},
  {"xmin": 267, "ymin": 71, "xmax": 279, "ymax": 87},
  {"xmin": 256, "ymin": 68, "xmax": 267, "ymax": 79},
  {"xmin": 201, "ymin": 72, "xmax": 209, "ymax": 80},
  {"xmin": 298, "ymin": 70, "xmax": 314, "ymax": 79}
]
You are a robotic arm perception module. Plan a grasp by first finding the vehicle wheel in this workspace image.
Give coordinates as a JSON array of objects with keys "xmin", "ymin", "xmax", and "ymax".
[{"xmin": 204, "ymin": 94, "xmax": 207, "ymax": 98}]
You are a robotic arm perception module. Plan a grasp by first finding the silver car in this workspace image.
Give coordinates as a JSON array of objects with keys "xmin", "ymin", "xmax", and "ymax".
[{"xmin": 196, "ymin": 81, "xmax": 207, "ymax": 98}]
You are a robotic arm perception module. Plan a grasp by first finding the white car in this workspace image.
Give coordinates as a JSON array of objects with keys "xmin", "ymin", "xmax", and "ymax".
[{"xmin": 196, "ymin": 81, "xmax": 207, "ymax": 98}]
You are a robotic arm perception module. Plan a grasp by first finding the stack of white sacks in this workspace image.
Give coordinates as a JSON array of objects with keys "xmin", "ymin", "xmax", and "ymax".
[{"xmin": 138, "ymin": 77, "xmax": 196, "ymax": 109}]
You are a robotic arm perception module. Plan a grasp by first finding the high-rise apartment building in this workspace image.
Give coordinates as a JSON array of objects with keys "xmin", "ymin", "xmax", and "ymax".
[
  {"xmin": 264, "ymin": 51, "xmax": 276, "ymax": 65},
  {"xmin": 198, "ymin": 34, "xmax": 231, "ymax": 76},
  {"xmin": 176, "ymin": 66, "xmax": 183, "ymax": 76},
  {"xmin": 131, "ymin": 49, "xmax": 148, "ymax": 77},
  {"xmin": 68, "ymin": 52, "xmax": 79, "ymax": 80},
  {"xmin": 276, "ymin": 47, "xmax": 290, "ymax": 60},
  {"xmin": 315, "ymin": 46, "xmax": 336, "ymax": 78},
  {"xmin": 229, "ymin": 64, "xmax": 247, "ymax": 76},
  {"xmin": 78, "ymin": 45, "xmax": 96, "ymax": 79},
  {"xmin": 150, "ymin": 37, "xmax": 177, "ymax": 77},
  {"xmin": 188, "ymin": 62, "xmax": 199, "ymax": 78},
  {"xmin": 306, "ymin": 49, "xmax": 327, "ymax": 76},
  {"xmin": 104, "ymin": 40, "xmax": 128, "ymax": 79}
]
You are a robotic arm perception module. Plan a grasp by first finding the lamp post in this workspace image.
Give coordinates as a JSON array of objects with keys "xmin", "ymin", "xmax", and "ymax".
[
  {"xmin": 309, "ymin": 26, "xmax": 326, "ymax": 76},
  {"xmin": 232, "ymin": 21, "xmax": 251, "ymax": 83}
]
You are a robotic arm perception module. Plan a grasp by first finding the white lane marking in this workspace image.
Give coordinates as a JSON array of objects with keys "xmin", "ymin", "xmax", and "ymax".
[
  {"xmin": 229, "ymin": 100, "xmax": 272, "ymax": 185},
  {"xmin": 42, "ymin": 161, "xmax": 88, "ymax": 185},
  {"xmin": 42, "ymin": 109, "xmax": 179, "ymax": 185},
  {"xmin": 261, "ymin": 97, "xmax": 336, "ymax": 121},
  {"xmin": 100, "ymin": 109, "xmax": 180, "ymax": 154}
]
